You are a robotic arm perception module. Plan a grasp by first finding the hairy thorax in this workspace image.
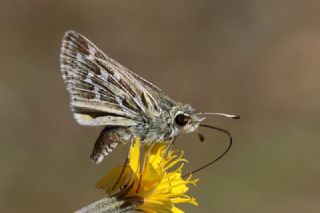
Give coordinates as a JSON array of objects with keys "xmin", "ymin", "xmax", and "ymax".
[{"xmin": 131, "ymin": 113, "xmax": 177, "ymax": 143}]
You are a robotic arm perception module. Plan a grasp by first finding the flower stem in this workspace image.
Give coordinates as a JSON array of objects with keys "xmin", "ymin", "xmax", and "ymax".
[{"xmin": 75, "ymin": 197, "xmax": 139, "ymax": 213}]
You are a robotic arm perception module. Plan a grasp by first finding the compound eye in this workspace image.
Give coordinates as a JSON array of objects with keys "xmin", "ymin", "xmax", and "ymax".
[{"xmin": 175, "ymin": 114, "xmax": 190, "ymax": 126}]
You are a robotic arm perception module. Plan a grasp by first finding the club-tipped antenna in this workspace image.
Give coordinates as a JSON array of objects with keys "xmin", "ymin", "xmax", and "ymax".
[
  {"xmin": 191, "ymin": 122, "xmax": 206, "ymax": 142},
  {"xmin": 198, "ymin": 112, "xmax": 240, "ymax": 119},
  {"xmin": 183, "ymin": 124, "xmax": 233, "ymax": 177},
  {"xmin": 198, "ymin": 132, "xmax": 205, "ymax": 142}
]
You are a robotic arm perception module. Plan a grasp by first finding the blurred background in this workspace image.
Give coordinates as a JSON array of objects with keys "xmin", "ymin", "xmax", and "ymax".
[{"xmin": 1, "ymin": 1, "xmax": 320, "ymax": 212}]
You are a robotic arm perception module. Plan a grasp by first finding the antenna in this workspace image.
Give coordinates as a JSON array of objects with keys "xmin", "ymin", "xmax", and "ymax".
[{"xmin": 198, "ymin": 112, "xmax": 240, "ymax": 119}]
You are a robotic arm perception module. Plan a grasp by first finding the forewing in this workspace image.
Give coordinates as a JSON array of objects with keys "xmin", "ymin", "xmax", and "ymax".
[
  {"xmin": 60, "ymin": 31, "xmax": 175, "ymax": 126},
  {"xmin": 60, "ymin": 31, "xmax": 142, "ymax": 126}
]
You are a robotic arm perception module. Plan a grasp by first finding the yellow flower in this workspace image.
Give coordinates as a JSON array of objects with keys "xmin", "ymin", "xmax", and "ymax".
[{"xmin": 96, "ymin": 138, "xmax": 198, "ymax": 213}]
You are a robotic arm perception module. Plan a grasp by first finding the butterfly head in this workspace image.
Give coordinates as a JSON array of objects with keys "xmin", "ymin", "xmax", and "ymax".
[
  {"xmin": 173, "ymin": 104, "xmax": 205, "ymax": 134},
  {"xmin": 172, "ymin": 104, "xmax": 240, "ymax": 135}
]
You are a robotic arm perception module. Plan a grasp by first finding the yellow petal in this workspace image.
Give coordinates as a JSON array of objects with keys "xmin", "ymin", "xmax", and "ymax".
[
  {"xmin": 139, "ymin": 196, "xmax": 173, "ymax": 213},
  {"xmin": 171, "ymin": 196, "xmax": 198, "ymax": 206},
  {"xmin": 95, "ymin": 165, "xmax": 132, "ymax": 195},
  {"xmin": 140, "ymin": 162, "xmax": 162, "ymax": 191},
  {"xmin": 129, "ymin": 138, "xmax": 140, "ymax": 174},
  {"xmin": 163, "ymin": 152, "xmax": 188, "ymax": 171},
  {"xmin": 147, "ymin": 143, "xmax": 166, "ymax": 168},
  {"xmin": 172, "ymin": 206, "xmax": 184, "ymax": 213}
]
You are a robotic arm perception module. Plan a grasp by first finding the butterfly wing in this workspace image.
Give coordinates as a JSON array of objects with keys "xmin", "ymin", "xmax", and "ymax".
[{"xmin": 60, "ymin": 31, "xmax": 170, "ymax": 126}]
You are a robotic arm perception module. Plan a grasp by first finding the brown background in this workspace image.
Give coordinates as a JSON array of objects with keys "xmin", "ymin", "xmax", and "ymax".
[{"xmin": 1, "ymin": 1, "xmax": 320, "ymax": 212}]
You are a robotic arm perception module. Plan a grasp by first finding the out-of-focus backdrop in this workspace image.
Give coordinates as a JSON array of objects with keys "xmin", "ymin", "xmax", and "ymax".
[{"xmin": 1, "ymin": 1, "xmax": 320, "ymax": 212}]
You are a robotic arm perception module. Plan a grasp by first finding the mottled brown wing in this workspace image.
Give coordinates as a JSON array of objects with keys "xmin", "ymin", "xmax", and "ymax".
[{"xmin": 60, "ymin": 31, "xmax": 166, "ymax": 126}]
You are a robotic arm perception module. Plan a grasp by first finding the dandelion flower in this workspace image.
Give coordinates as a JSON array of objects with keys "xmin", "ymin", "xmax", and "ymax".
[{"xmin": 95, "ymin": 138, "xmax": 198, "ymax": 213}]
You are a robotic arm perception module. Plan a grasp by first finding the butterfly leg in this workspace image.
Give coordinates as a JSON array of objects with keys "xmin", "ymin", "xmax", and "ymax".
[
  {"xmin": 90, "ymin": 127, "xmax": 131, "ymax": 164},
  {"xmin": 164, "ymin": 137, "xmax": 177, "ymax": 157},
  {"xmin": 112, "ymin": 156, "xmax": 129, "ymax": 190},
  {"xmin": 136, "ymin": 142, "xmax": 155, "ymax": 193},
  {"xmin": 112, "ymin": 136, "xmax": 135, "ymax": 190}
]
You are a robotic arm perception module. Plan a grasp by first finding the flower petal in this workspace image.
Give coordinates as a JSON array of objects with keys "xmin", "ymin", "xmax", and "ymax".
[
  {"xmin": 96, "ymin": 166, "xmax": 133, "ymax": 195},
  {"xmin": 172, "ymin": 206, "xmax": 184, "ymax": 213},
  {"xmin": 129, "ymin": 138, "xmax": 141, "ymax": 174}
]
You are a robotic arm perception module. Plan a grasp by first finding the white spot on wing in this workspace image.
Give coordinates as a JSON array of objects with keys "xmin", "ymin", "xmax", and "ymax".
[
  {"xmin": 114, "ymin": 71, "xmax": 121, "ymax": 81},
  {"xmin": 76, "ymin": 52, "xmax": 83, "ymax": 61},
  {"xmin": 88, "ymin": 71, "xmax": 94, "ymax": 78},
  {"xmin": 86, "ymin": 54, "xmax": 94, "ymax": 61},
  {"xmin": 100, "ymin": 71, "xmax": 109, "ymax": 81},
  {"xmin": 86, "ymin": 45, "xmax": 96, "ymax": 60},
  {"xmin": 84, "ymin": 76, "xmax": 93, "ymax": 84},
  {"xmin": 116, "ymin": 97, "xmax": 123, "ymax": 105}
]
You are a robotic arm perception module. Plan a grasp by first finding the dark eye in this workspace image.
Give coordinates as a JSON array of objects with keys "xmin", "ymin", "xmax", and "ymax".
[{"xmin": 175, "ymin": 114, "xmax": 190, "ymax": 126}]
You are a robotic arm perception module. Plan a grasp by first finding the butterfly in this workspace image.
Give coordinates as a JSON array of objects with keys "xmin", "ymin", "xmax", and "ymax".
[{"xmin": 60, "ymin": 31, "xmax": 239, "ymax": 164}]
